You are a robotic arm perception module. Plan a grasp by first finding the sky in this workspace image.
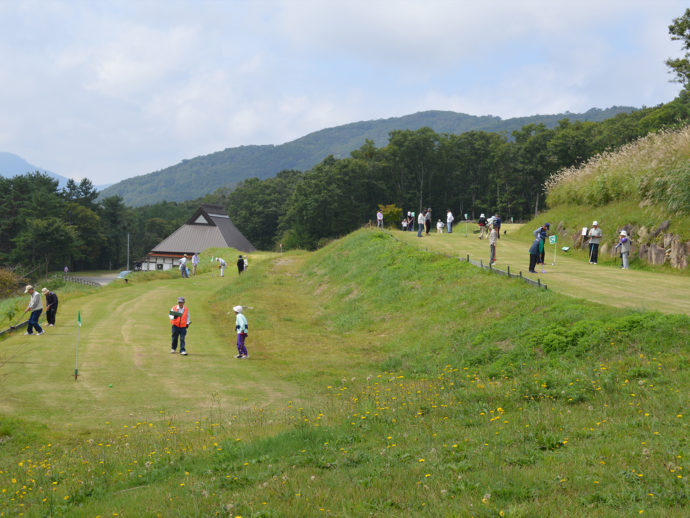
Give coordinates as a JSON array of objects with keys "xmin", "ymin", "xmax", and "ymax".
[{"xmin": 0, "ymin": 0, "xmax": 687, "ymax": 185}]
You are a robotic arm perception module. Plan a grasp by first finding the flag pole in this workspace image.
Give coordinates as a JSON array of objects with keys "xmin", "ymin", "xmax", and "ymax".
[{"xmin": 75, "ymin": 311, "xmax": 81, "ymax": 381}]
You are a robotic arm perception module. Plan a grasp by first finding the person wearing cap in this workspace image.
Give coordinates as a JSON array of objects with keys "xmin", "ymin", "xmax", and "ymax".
[
  {"xmin": 233, "ymin": 305, "xmax": 249, "ymax": 359},
  {"xmin": 237, "ymin": 255, "xmax": 245, "ymax": 275},
  {"xmin": 169, "ymin": 296, "xmax": 191, "ymax": 355},
  {"xmin": 24, "ymin": 285, "xmax": 44, "ymax": 335},
  {"xmin": 41, "ymin": 287, "xmax": 58, "ymax": 327},
  {"xmin": 528, "ymin": 232, "xmax": 544, "ymax": 273},
  {"xmin": 533, "ymin": 223, "xmax": 550, "ymax": 264},
  {"xmin": 587, "ymin": 221, "xmax": 603, "ymax": 264},
  {"xmin": 376, "ymin": 209, "xmax": 384, "ymax": 228},
  {"xmin": 477, "ymin": 213, "xmax": 487, "ymax": 239},
  {"xmin": 615, "ymin": 230, "xmax": 631, "ymax": 269}
]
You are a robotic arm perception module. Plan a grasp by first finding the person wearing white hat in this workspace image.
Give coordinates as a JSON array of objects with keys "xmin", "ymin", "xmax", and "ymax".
[
  {"xmin": 233, "ymin": 305, "xmax": 249, "ymax": 359},
  {"xmin": 477, "ymin": 213, "xmax": 487, "ymax": 239},
  {"xmin": 23, "ymin": 285, "xmax": 44, "ymax": 335},
  {"xmin": 169, "ymin": 296, "xmax": 191, "ymax": 355},
  {"xmin": 615, "ymin": 230, "xmax": 631, "ymax": 269},
  {"xmin": 41, "ymin": 287, "xmax": 59, "ymax": 326},
  {"xmin": 587, "ymin": 221, "xmax": 603, "ymax": 264}
]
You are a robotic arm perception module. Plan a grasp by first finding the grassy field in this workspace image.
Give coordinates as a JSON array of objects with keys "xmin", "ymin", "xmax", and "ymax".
[
  {"xmin": 0, "ymin": 230, "xmax": 688, "ymax": 517},
  {"xmin": 395, "ymin": 223, "xmax": 690, "ymax": 315}
]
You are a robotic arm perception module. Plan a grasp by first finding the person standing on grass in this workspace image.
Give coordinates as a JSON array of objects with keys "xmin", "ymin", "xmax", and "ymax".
[
  {"xmin": 23, "ymin": 285, "xmax": 44, "ymax": 335},
  {"xmin": 402, "ymin": 217, "xmax": 408, "ymax": 231},
  {"xmin": 376, "ymin": 209, "xmax": 384, "ymax": 228},
  {"xmin": 41, "ymin": 287, "xmax": 58, "ymax": 327},
  {"xmin": 494, "ymin": 214, "xmax": 502, "ymax": 239},
  {"xmin": 436, "ymin": 219, "xmax": 444, "ymax": 233},
  {"xmin": 192, "ymin": 252, "xmax": 200, "ymax": 275},
  {"xmin": 425, "ymin": 208, "xmax": 432, "ymax": 235},
  {"xmin": 528, "ymin": 234, "xmax": 543, "ymax": 273},
  {"xmin": 489, "ymin": 224, "xmax": 498, "ymax": 264},
  {"xmin": 179, "ymin": 254, "xmax": 189, "ymax": 278},
  {"xmin": 243, "ymin": 255, "xmax": 248, "ymax": 271},
  {"xmin": 477, "ymin": 213, "xmax": 487, "ymax": 239},
  {"xmin": 587, "ymin": 221, "xmax": 602, "ymax": 264},
  {"xmin": 615, "ymin": 230, "xmax": 631, "ymax": 269},
  {"xmin": 233, "ymin": 305, "xmax": 249, "ymax": 359},
  {"xmin": 417, "ymin": 211, "xmax": 425, "ymax": 237},
  {"xmin": 533, "ymin": 223, "xmax": 550, "ymax": 264},
  {"xmin": 216, "ymin": 257, "xmax": 226, "ymax": 277},
  {"xmin": 446, "ymin": 209, "xmax": 454, "ymax": 233},
  {"xmin": 237, "ymin": 255, "xmax": 245, "ymax": 275},
  {"xmin": 169, "ymin": 296, "xmax": 190, "ymax": 355}
]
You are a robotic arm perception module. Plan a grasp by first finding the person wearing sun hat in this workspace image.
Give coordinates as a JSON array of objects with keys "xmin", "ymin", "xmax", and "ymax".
[
  {"xmin": 587, "ymin": 221, "xmax": 603, "ymax": 264},
  {"xmin": 233, "ymin": 305, "xmax": 249, "ymax": 359},
  {"xmin": 41, "ymin": 287, "xmax": 58, "ymax": 326},
  {"xmin": 23, "ymin": 285, "xmax": 44, "ymax": 335},
  {"xmin": 169, "ymin": 296, "xmax": 191, "ymax": 355},
  {"xmin": 615, "ymin": 230, "xmax": 631, "ymax": 269}
]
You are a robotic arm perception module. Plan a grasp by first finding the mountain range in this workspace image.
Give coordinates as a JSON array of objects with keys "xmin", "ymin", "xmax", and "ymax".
[{"xmin": 16, "ymin": 107, "xmax": 635, "ymax": 207}]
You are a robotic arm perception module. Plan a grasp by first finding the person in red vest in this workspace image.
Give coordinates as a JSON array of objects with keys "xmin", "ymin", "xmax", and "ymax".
[{"xmin": 169, "ymin": 296, "xmax": 191, "ymax": 355}]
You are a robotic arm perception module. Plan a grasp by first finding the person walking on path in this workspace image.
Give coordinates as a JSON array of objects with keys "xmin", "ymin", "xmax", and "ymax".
[
  {"xmin": 425, "ymin": 208, "xmax": 432, "ymax": 235},
  {"xmin": 528, "ymin": 234, "xmax": 543, "ymax": 273},
  {"xmin": 477, "ymin": 214, "xmax": 487, "ymax": 239},
  {"xmin": 24, "ymin": 285, "xmax": 44, "ymax": 335},
  {"xmin": 489, "ymin": 224, "xmax": 498, "ymax": 264},
  {"xmin": 446, "ymin": 209, "xmax": 454, "ymax": 233},
  {"xmin": 216, "ymin": 257, "xmax": 226, "ymax": 277},
  {"xmin": 237, "ymin": 255, "xmax": 245, "ymax": 275},
  {"xmin": 417, "ymin": 211, "xmax": 425, "ymax": 237},
  {"xmin": 179, "ymin": 255, "xmax": 189, "ymax": 278},
  {"xmin": 42, "ymin": 287, "xmax": 58, "ymax": 327},
  {"xmin": 233, "ymin": 305, "xmax": 249, "ymax": 359},
  {"xmin": 376, "ymin": 209, "xmax": 384, "ymax": 228},
  {"xmin": 587, "ymin": 221, "xmax": 603, "ymax": 264},
  {"xmin": 192, "ymin": 252, "xmax": 200, "ymax": 275},
  {"xmin": 169, "ymin": 296, "xmax": 191, "ymax": 355},
  {"xmin": 615, "ymin": 230, "xmax": 632, "ymax": 269}
]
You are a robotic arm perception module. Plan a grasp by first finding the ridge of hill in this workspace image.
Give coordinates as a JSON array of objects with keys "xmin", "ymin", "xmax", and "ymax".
[
  {"xmin": 99, "ymin": 106, "xmax": 635, "ymax": 206},
  {"xmin": 0, "ymin": 151, "xmax": 70, "ymax": 188},
  {"xmin": 0, "ymin": 230, "xmax": 687, "ymax": 516}
]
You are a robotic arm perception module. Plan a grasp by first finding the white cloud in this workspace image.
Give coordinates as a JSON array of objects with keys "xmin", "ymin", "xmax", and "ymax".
[{"xmin": 0, "ymin": 0, "xmax": 686, "ymax": 184}]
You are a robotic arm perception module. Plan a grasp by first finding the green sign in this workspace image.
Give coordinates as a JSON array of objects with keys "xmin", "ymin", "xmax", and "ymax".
[{"xmin": 549, "ymin": 235, "xmax": 557, "ymax": 245}]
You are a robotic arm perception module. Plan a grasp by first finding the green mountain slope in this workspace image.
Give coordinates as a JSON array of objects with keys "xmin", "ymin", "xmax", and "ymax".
[{"xmin": 100, "ymin": 107, "xmax": 634, "ymax": 206}]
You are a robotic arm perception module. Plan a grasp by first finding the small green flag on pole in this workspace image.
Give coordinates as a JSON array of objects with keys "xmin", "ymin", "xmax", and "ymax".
[{"xmin": 77, "ymin": 311, "xmax": 82, "ymax": 327}]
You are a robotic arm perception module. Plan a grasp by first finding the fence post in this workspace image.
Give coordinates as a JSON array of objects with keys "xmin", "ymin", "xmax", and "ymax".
[
  {"xmin": 466, "ymin": 254, "xmax": 469, "ymax": 262},
  {"xmin": 480, "ymin": 259, "xmax": 483, "ymax": 268},
  {"xmin": 538, "ymin": 279, "xmax": 541, "ymax": 288},
  {"xmin": 507, "ymin": 265, "xmax": 510, "ymax": 277},
  {"xmin": 519, "ymin": 271, "xmax": 522, "ymax": 279}
]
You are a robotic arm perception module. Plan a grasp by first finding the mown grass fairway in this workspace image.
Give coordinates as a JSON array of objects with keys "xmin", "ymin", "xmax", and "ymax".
[
  {"xmin": 0, "ymin": 231, "xmax": 688, "ymax": 517},
  {"xmin": 395, "ymin": 224, "xmax": 690, "ymax": 315}
]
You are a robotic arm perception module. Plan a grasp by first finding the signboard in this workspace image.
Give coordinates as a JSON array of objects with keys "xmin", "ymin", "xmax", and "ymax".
[{"xmin": 549, "ymin": 235, "xmax": 557, "ymax": 245}]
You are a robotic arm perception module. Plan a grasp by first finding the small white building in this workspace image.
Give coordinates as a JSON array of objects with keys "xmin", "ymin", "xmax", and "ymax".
[{"xmin": 141, "ymin": 204, "xmax": 256, "ymax": 271}]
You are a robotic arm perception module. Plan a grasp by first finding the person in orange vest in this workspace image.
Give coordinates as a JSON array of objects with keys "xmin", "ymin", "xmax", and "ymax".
[{"xmin": 169, "ymin": 296, "xmax": 191, "ymax": 355}]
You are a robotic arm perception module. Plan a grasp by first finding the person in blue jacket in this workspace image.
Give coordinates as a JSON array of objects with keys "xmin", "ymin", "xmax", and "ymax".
[{"xmin": 528, "ymin": 235, "xmax": 543, "ymax": 273}]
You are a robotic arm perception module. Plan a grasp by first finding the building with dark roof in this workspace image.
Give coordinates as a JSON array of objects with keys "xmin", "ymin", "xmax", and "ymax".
[{"xmin": 141, "ymin": 204, "xmax": 255, "ymax": 271}]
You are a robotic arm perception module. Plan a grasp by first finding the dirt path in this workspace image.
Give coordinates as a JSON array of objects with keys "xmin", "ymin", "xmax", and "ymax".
[{"xmin": 395, "ymin": 226, "xmax": 690, "ymax": 316}]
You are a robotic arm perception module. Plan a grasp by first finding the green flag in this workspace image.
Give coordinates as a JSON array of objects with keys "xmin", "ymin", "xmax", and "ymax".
[{"xmin": 77, "ymin": 311, "xmax": 82, "ymax": 327}]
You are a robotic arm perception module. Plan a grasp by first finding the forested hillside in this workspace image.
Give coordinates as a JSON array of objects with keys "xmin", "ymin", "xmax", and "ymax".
[
  {"xmin": 228, "ymin": 90, "xmax": 690, "ymax": 250},
  {"xmin": 100, "ymin": 107, "xmax": 634, "ymax": 206}
]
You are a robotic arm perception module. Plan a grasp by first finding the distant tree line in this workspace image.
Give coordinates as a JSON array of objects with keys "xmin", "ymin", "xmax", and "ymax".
[
  {"xmin": 226, "ymin": 90, "xmax": 690, "ymax": 250},
  {"xmin": 0, "ymin": 175, "xmax": 225, "ymax": 275}
]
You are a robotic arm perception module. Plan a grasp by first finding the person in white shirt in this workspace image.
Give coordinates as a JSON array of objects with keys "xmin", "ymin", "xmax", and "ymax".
[
  {"xmin": 23, "ymin": 285, "xmax": 44, "ymax": 335},
  {"xmin": 192, "ymin": 253, "xmax": 200, "ymax": 275},
  {"xmin": 216, "ymin": 257, "xmax": 226, "ymax": 277},
  {"xmin": 436, "ymin": 219, "xmax": 444, "ymax": 233},
  {"xmin": 489, "ymin": 225, "xmax": 498, "ymax": 263},
  {"xmin": 179, "ymin": 255, "xmax": 189, "ymax": 278},
  {"xmin": 446, "ymin": 210, "xmax": 454, "ymax": 233},
  {"xmin": 417, "ymin": 211, "xmax": 425, "ymax": 237},
  {"xmin": 587, "ymin": 221, "xmax": 603, "ymax": 264},
  {"xmin": 376, "ymin": 209, "xmax": 384, "ymax": 228}
]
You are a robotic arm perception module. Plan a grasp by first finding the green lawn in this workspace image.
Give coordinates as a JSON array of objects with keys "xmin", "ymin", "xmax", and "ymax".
[{"xmin": 0, "ymin": 231, "xmax": 687, "ymax": 517}]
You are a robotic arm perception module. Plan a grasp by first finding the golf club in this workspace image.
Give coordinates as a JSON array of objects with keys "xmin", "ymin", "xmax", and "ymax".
[{"xmin": 9, "ymin": 309, "xmax": 28, "ymax": 331}]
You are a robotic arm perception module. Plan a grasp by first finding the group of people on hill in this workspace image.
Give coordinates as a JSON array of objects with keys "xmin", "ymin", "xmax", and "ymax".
[
  {"xmin": 21, "ymin": 285, "xmax": 58, "ymax": 336},
  {"xmin": 529, "ymin": 220, "xmax": 632, "ymax": 272},
  {"xmin": 395, "ymin": 209, "xmax": 457, "ymax": 236},
  {"xmin": 178, "ymin": 253, "xmax": 200, "ymax": 278}
]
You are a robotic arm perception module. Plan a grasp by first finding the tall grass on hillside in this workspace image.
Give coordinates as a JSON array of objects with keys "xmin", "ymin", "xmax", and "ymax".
[{"xmin": 546, "ymin": 126, "xmax": 690, "ymax": 211}]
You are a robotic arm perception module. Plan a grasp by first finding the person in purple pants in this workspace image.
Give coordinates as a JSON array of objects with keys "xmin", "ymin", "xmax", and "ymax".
[{"xmin": 233, "ymin": 305, "xmax": 249, "ymax": 359}]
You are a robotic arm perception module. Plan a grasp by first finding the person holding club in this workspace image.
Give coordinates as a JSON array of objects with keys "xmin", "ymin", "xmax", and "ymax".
[{"xmin": 23, "ymin": 285, "xmax": 44, "ymax": 335}]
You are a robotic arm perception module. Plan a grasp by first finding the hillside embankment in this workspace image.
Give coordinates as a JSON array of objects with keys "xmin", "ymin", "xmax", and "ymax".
[
  {"xmin": 542, "ymin": 126, "xmax": 690, "ymax": 270},
  {"xmin": 0, "ymin": 230, "xmax": 687, "ymax": 516}
]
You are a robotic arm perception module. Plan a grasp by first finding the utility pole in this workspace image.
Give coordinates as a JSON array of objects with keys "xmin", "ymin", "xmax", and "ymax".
[{"xmin": 127, "ymin": 232, "xmax": 130, "ymax": 271}]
